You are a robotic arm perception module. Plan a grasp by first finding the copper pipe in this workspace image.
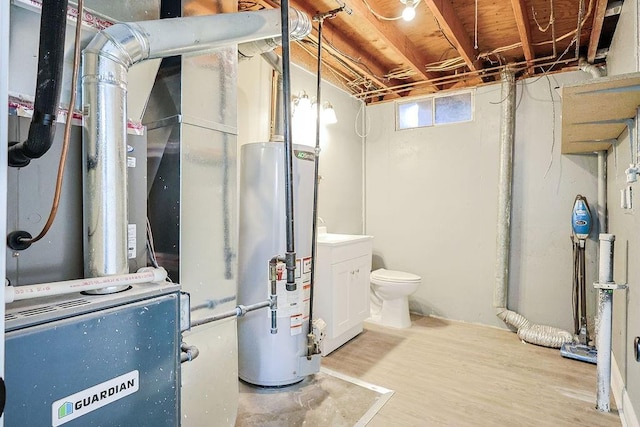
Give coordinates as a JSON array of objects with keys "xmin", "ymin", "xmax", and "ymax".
[{"xmin": 23, "ymin": 0, "xmax": 84, "ymax": 245}]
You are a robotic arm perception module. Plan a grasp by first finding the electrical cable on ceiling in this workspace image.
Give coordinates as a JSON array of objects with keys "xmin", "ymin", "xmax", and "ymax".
[
  {"xmin": 575, "ymin": 0, "xmax": 585, "ymax": 59},
  {"xmin": 296, "ymin": 39, "xmax": 374, "ymax": 93},
  {"xmin": 433, "ymin": 16, "xmax": 457, "ymax": 53},
  {"xmin": 21, "ymin": 0, "xmax": 84, "ymax": 246},
  {"xmin": 532, "ymin": 0, "xmax": 555, "ymax": 32},
  {"xmin": 385, "ymin": 67, "xmax": 417, "ymax": 80},
  {"xmin": 474, "ymin": 0, "xmax": 478, "ymax": 49}
]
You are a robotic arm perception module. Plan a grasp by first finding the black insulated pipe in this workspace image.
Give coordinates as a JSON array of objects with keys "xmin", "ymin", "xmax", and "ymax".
[
  {"xmin": 280, "ymin": 0, "xmax": 297, "ymax": 292},
  {"xmin": 9, "ymin": 0, "xmax": 69, "ymax": 167}
]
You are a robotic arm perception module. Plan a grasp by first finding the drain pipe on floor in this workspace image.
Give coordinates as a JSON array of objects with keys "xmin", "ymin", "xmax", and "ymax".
[{"xmin": 493, "ymin": 67, "xmax": 574, "ymax": 348}]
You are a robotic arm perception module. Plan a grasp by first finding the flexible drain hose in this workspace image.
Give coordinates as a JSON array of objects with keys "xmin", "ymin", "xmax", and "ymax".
[{"xmin": 497, "ymin": 308, "xmax": 574, "ymax": 348}]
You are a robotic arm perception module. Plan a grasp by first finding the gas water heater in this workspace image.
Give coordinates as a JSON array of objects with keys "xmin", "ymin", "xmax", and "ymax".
[{"xmin": 237, "ymin": 142, "xmax": 318, "ymax": 387}]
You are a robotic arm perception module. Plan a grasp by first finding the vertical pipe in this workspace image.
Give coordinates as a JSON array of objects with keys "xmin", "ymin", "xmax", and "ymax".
[
  {"xmin": 597, "ymin": 151, "xmax": 607, "ymax": 234},
  {"xmin": 596, "ymin": 233, "xmax": 614, "ymax": 412},
  {"xmin": 280, "ymin": 0, "xmax": 297, "ymax": 291},
  {"xmin": 0, "ymin": 0, "xmax": 9, "ymax": 383},
  {"xmin": 307, "ymin": 18, "xmax": 324, "ymax": 355},
  {"xmin": 493, "ymin": 67, "xmax": 516, "ymax": 310}
]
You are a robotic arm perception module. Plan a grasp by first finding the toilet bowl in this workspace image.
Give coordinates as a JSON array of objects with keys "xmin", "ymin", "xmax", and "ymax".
[{"xmin": 370, "ymin": 268, "xmax": 421, "ymax": 329}]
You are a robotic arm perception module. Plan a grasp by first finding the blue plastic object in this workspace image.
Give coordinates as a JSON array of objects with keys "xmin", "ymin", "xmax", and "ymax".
[{"xmin": 571, "ymin": 195, "xmax": 592, "ymax": 240}]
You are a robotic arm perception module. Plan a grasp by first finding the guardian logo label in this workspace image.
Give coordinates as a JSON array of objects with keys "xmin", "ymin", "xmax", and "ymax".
[{"xmin": 51, "ymin": 371, "xmax": 139, "ymax": 426}]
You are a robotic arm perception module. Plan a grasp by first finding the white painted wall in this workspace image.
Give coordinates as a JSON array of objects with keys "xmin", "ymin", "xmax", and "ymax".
[
  {"xmin": 365, "ymin": 71, "xmax": 599, "ymax": 331},
  {"xmin": 606, "ymin": 1, "xmax": 640, "ymax": 422},
  {"xmin": 607, "ymin": 0, "xmax": 639, "ymax": 75},
  {"xmin": 238, "ymin": 57, "xmax": 364, "ymax": 234}
]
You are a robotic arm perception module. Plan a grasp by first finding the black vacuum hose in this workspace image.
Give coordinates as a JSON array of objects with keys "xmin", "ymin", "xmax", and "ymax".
[{"xmin": 9, "ymin": 0, "xmax": 69, "ymax": 167}]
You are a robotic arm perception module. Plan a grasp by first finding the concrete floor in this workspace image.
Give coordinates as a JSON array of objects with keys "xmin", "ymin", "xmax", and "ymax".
[{"xmin": 236, "ymin": 368, "xmax": 393, "ymax": 426}]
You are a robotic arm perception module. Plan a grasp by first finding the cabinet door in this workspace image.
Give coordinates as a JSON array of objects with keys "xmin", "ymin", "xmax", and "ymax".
[
  {"xmin": 349, "ymin": 255, "xmax": 371, "ymax": 322},
  {"xmin": 331, "ymin": 260, "xmax": 351, "ymax": 337}
]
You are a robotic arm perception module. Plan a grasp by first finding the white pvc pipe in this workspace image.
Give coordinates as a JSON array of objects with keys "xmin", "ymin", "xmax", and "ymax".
[
  {"xmin": 5, "ymin": 267, "xmax": 167, "ymax": 303},
  {"xmin": 597, "ymin": 151, "xmax": 607, "ymax": 234},
  {"xmin": 596, "ymin": 233, "xmax": 614, "ymax": 412}
]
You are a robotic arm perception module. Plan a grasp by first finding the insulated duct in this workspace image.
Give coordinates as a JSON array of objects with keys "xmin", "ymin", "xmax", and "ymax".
[
  {"xmin": 82, "ymin": 8, "xmax": 311, "ymax": 281},
  {"xmin": 9, "ymin": 0, "xmax": 69, "ymax": 167},
  {"xmin": 579, "ymin": 57, "xmax": 606, "ymax": 78},
  {"xmin": 493, "ymin": 67, "xmax": 574, "ymax": 348}
]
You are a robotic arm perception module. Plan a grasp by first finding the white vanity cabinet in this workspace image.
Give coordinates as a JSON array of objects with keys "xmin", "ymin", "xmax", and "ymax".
[{"xmin": 314, "ymin": 234, "xmax": 373, "ymax": 356}]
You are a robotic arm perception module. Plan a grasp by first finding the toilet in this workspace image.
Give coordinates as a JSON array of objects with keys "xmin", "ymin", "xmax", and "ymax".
[{"xmin": 370, "ymin": 268, "xmax": 421, "ymax": 329}]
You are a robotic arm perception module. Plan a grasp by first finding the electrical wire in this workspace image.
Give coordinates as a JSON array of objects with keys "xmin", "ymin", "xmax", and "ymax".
[
  {"xmin": 543, "ymin": 74, "xmax": 557, "ymax": 178},
  {"xmin": 22, "ymin": 0, "xmax": 83, "ymax": 245},
  {"xmin": 575, "ymin": 0, "xmax": 585, "ymax": 59},
  {"xmin": 385, "ymin": 67, "xmax": 417, "ymax": 80},
  {"xmin": 532, "ymin": 0, "xmax": 555, "ymax": 32},
  {"xmin": 474, "ymin": 0, "xmax": 478, "ymax": 49},
  {"xmin": 434, "ymin": 15, "xmax": 457, "ymax": 53},
  {"xmin": 146, "ymin": 217, "xmax": 160, "ymax": 269},
  {"xmin": 354, "ymin": 101, "xmax": 371, "ymax": 138}
]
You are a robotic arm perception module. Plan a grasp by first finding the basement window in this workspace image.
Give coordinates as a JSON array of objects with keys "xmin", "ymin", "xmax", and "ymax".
[{"xmin": 396, "ymin": 91, "xmax": 473, "ymax": 130}]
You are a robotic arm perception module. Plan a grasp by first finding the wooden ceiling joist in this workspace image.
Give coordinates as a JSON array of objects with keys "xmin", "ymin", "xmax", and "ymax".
[
  {"xmin": 346, "ymin": 0, "xmax": 441, "ymax": 86},
  {"xmin": 254, "ymin": 0, "xmax": 399, "ymax": 98},
  {"xmin": 587, "ymin": 0, "xmax": 608, "ymax": 63},
  {"xmin": 423, "ymin": 0, "xmax": 480, "ymax": 73},
  {"xmin": 509, "ymin": 0, "xmax": 535, "ymax": 75},
  {"xmin": 304, "ymin": 28, "xmax": 400, "ymax": 98}
]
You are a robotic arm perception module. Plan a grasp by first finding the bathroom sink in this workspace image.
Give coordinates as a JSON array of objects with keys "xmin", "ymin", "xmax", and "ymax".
[{"xmin": 317, "ymin": 233, "xmax": 372, "ymax": 246}]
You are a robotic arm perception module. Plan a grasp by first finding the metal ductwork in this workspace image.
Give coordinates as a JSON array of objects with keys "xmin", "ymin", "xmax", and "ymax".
[
  {"xmin": 578, "ymin": 57, "xmax": 607, "ymax": 78},
  {"xmin": 82, "ymin": 8, "xmax": 311, "ymax": 284},
  {"xmin": 237, "ymin": 8, "xmax": 311, "ymax": 59},
  {"xmin": 493, "ymin": 67, "xmax": 574, "ymax": 348}
]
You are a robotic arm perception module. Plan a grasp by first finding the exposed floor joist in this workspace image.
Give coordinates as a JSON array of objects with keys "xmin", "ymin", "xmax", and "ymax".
[
  {"xmin": 346, "ymin": 0, "xmax": 441, "ymax": 87},
  {"xmin": 423, "ymin": 0, "xmax": 481, "ymax": 74},
  {"xmin": 254, "ymin": 0, "xmax": 400, "ymax": 99},
  {"xmin": 509, "ymin": 0, "xmax": 535, "ymax": 75},
  {"xmin": 587, "ymin": 0, "xmax": 608, "ymax": 63}
]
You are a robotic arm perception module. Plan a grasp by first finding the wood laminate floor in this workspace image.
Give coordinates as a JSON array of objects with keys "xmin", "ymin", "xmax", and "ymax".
[{"xmin": 322, "ymin": 315, "xmax": 621, "ymax": 426}]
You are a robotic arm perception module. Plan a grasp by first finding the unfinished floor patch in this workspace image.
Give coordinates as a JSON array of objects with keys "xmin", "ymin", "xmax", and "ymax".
[{"xmin": 236, "ymin": 367, "xmax": 393, "ymax": 426}]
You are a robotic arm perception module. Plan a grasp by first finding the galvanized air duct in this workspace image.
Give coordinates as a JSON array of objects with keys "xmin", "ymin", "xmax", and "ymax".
[
  {"xmin": 82, "ymin": 8, "xmax": 311, "ymax": 284},
  {"xmin": 493, "ymin": 67, "xmax": 574, "ymax": 348}
]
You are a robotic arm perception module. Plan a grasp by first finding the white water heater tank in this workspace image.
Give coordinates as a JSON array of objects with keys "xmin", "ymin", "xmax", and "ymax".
[{"xmin": 237, "ymin": 142, "xmax": 315, "ymax": 386}]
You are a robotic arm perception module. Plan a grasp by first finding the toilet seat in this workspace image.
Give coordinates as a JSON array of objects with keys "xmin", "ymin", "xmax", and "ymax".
[{"xmin": 371, "ymin": 268, "xmax": 421, "ymax": 284}]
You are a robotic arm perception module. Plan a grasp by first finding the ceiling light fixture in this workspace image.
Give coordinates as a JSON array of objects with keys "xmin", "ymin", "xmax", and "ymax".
[{"xmin": 400, "ymin": 0, "xmax": 417, "ymax": 21}]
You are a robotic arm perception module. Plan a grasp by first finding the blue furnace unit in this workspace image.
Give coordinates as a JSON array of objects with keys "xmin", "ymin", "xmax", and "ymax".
[{"xmin": 4, "ymin": 284, "xmax": 181, "ymax": 426}]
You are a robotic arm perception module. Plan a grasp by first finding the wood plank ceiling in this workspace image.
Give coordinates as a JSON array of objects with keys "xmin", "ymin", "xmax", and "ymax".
[{"xmin": 240, "ymin": 0, "xmax": 618, "ymax": 104}]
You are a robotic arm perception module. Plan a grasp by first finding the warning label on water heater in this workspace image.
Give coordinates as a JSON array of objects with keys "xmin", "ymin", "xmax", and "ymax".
[{"xmin": 269, "ymin": 257, "xmax": 312, "ymax": 336}]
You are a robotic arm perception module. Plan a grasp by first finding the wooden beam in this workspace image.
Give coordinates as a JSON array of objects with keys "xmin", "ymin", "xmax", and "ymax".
[
  {"xmin": 256, "ymin": 0, "xmax": 399, "ymax": 97},
  {"xmin": 303, "ymin": 31, "xmax": 401, "ymax": 99},
  {"xmin": 341, "ymin": 0, "xmax": 441, "ymax": 85},
  {"xmin": 587, "ymin": 0, "xmax": 608, "ymax": 63},
  {"xmin": 423, "ymin": 0, "xmax": 480, "ymax": 72},
  {"xmin": 509, "ymin": 0, "xmax": 534, "ymax": 75}
]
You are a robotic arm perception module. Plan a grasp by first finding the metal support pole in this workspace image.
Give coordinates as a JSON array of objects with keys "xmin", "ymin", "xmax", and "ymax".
[{"xmin": 594, "ymin": 234, "xmax": 626, "ymax": 412}]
